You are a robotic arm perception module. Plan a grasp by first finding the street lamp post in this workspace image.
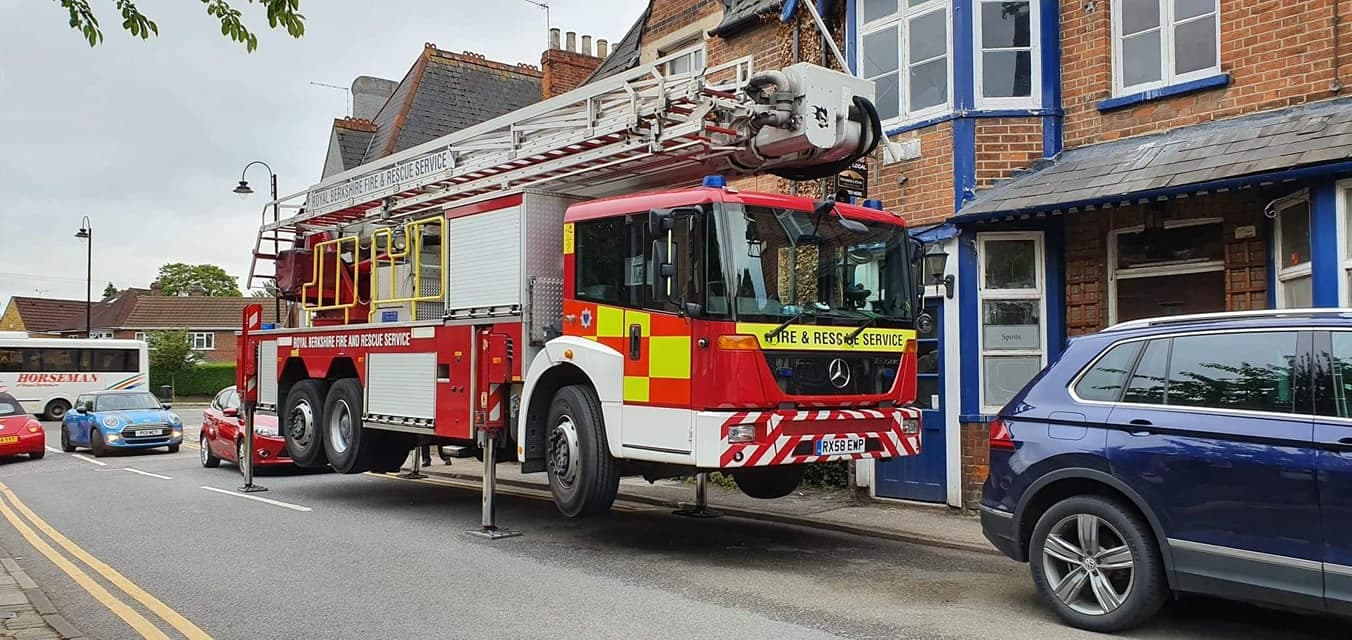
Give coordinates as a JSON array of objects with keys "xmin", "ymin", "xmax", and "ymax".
[
  {"xmin": 232, "ymin": 162, "xmax": 278, "ymax": 495},
  {"xmin": 74, "ymin": 217, "xmax": 92, "ymax": 338},
  {"xmin": 233, "ymin": 161, "xmax": 281, "ymax": 327}
]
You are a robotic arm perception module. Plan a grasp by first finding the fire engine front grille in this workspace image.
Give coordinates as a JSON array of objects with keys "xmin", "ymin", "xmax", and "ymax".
[{"xmin": 762, "ymin": 353, "xmax": 901, "ymax": 396}]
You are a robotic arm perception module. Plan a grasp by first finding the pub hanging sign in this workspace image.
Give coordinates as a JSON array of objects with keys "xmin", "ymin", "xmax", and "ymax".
[{"xmin": 834, "ymin": 159, "xmax": 868, "ymax": 200}]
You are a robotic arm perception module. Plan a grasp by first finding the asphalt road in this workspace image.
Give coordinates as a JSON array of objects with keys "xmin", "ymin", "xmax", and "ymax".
[{"xmin": 0, "ymin": 410, "xmax": 1347, "ymax": 640}]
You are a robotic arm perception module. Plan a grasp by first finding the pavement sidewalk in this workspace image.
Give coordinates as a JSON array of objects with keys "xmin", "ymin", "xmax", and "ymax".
[
  {"xmin": 0, "ymin": 558, "xmax": 84, "ymax": 639},
  {"xmin": 410, "ymin": 457, "xmax": 996, "ymax": 555}
]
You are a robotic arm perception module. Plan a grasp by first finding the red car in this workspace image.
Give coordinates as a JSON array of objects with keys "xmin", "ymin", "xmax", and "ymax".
[
  {"xmin": 0, "ymin": 392, "xmax": 45, "ymax": 460},
  {"xmin": 200, "ymin": 385, "xmax": 292, "ymax": 469}
]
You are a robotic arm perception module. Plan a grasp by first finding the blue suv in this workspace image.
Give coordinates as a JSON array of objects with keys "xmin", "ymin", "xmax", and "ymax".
[{"xmin": 981, "ymin": 309, "xmax": 1352, "ymax": 632}]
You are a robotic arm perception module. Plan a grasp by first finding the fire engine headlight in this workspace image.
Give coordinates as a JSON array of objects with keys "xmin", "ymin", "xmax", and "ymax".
[
  {"xmin": 728, "ymin": 424, "xmax": 756, "ymax": 443},
  {"xmin": 901, "ymin": 417, "xmax": 920, "ymax": 434}
]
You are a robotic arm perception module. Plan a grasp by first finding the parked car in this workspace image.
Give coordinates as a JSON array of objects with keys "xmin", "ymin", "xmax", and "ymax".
[
  {"xmin": 0, "ymin": 392, "xmax": 45, "ymax": 460},
  {"xmin": 981, "ymin": 309, "xmax": 1352, "ymax": 632},
  {"xmin": 60, "ymin": 390, "xmax": 183, "ymax": 456},
  {"xmin": 200, "ymin": 385, "xmax": 292, "ymax": 470}
]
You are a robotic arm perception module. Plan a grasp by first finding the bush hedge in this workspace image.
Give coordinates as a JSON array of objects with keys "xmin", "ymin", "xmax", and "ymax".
[{"xmin": 150, "ymin": 362, "xmax": 235, "ymax": 397}]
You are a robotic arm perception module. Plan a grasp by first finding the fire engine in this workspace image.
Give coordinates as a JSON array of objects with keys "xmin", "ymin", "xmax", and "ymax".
[{"xmin": 236, "ymin": 51, "xmax": 926, "ymax": 528}]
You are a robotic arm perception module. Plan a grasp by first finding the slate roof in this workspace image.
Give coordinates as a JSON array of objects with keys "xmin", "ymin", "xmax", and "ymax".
[
  {"xmin": 956, "ymin": 97, "xmax": 1352, "ymax": 221},
  {"xmin": 363, "ymin": 46, "xmax": 543, "ymax": 162},
  {"xmin": 710, "ymin": 0, "xmax": 784, "ymax": 36},
  {"xmin": 333, "ymin": 121, "xmax": 376, "ymax": 172},
  {"xmin": 585, "ymin": 3, "xmax": 649, "ymax": 83}
]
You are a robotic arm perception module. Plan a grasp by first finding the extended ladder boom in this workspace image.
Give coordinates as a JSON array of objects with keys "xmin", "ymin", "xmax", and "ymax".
[{"xmin": 263, "ymin": 58, "xmax": 878, "ymax": 235}]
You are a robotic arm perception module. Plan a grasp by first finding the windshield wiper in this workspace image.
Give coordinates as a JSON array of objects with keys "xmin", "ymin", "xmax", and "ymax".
[
  {"xmin": 845, "ymin": 314, "xmax": 878, "ymax": 344},
  {"xmin": 764, "ymin": 307, "xmax": 815, "ymax": 341}
]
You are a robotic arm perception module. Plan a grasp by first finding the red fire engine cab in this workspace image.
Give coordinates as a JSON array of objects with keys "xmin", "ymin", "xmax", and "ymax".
[{"xmin": 238, "ymin": 55, "xmax": 925, "ymax": 520}]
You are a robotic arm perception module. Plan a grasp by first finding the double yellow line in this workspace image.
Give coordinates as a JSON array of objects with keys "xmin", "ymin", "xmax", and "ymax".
[{"xmin": 0, "ymin": 481, "xmax": 211, "ymax": 639}]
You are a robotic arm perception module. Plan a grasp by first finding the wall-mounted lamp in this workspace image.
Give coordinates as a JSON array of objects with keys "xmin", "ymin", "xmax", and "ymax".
[{"xmin": 924, "ymin": 243, "xmax": 954, "ymax": 299}]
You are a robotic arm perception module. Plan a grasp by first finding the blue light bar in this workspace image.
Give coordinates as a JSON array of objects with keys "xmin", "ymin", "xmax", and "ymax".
[
  {"xmin": 702, "ymin": 175, "xmax": 727, "ymax": 188},
  {"xmin": 862, "ymin": 199, "xmax": 884, "ymax": 210}
]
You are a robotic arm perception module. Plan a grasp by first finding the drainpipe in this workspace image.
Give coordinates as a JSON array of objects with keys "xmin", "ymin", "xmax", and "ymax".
[{"xmin": 1333, "ymin": 0, "xmax": 1344, "ymax": 93}]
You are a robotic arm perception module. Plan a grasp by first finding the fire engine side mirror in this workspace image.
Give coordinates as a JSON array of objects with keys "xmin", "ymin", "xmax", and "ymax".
[{"xmin": 648, "ymin": 208, "xmax": 675, "ymax": 237}]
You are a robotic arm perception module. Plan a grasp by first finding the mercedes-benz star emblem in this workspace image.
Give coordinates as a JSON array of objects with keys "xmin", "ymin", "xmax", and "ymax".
[{"xmin": 828, "ymin": 358, "xmax": 851, "ymax": 389}]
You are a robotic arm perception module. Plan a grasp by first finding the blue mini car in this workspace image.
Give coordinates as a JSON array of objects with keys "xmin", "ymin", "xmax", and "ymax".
[
  {"xmin": 981, "ymin": 309, "xmax": 1352, "ymax": 632},
  {"xmin": 60, "ymin": 390, "xmax": 184, "ymax": 456}
]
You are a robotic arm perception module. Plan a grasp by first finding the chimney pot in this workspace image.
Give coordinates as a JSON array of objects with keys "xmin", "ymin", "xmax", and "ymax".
[
  {"xmin": 581, "ymin": 35, "xmax": 592, "ymax": 56},
  {"xmin": 549, "ymin": 28, "xmax": 560, "ymax": 50},
  {"xmin": 565, "ymin": 31, "xmax": 576, "ymax": 53},
  {"xmin": 597, "ymin": 39, "xmax": 609, "ymax": 58}
]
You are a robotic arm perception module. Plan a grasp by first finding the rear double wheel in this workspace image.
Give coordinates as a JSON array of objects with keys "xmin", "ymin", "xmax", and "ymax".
[
  {"xmin": 283, "ymin": 379, "xmax": 329, "ymax": 468},
  {"xmin": 545, "ymin": 385, "xmax": 618, "ymax": 517},
  {"xmin": 322, "ymin": 379, "xmax": 414, "ymax": 474}
]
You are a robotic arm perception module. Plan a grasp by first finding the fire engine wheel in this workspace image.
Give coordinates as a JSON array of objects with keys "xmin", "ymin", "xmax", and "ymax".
[
  {"xmin": 283, "ymin": 379, "xmax": 329, "ymax": 469},
  {"xmin": 731, "ymin": 466, "xmax": 805, "ymax": 499},
  {"xmin": 545, "ymin": 385, "xmax": 618, "ymax": 518},
  {"xmin": 323, "ymin": 379, "xmax": 374, "ymax": 474}
]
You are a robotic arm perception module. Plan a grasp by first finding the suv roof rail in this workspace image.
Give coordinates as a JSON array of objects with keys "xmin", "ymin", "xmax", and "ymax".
[{"xmin": 1104, "ymin": 308, "xmax": 1352, "ymax": 332}]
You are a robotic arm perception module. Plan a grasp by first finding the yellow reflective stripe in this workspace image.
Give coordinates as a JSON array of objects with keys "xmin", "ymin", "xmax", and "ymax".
[
  {"xmin": 623, "ymin": 376, "xmax": 650, "ymax": 402},
  {"xmin": 648, "ymin": 336, "xmax": 691, "ymax": 379},
  {"xmin": 625, "ymin": 310, "xmax": 651, "ymax": 337},
  {"xmin": 597, "ymin": 306, "xmax": 625, "ymax": 338}
]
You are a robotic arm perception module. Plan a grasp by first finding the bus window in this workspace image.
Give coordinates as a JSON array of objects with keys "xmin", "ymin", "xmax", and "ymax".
[{"xmin": 0, "ymin": 349, "xmax": 18, "ymax": 372}]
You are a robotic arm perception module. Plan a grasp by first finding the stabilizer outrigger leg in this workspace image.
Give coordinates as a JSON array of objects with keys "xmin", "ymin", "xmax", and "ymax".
[
  {"xmin": 466, "ymin": 429, "xmax": 522, "ymax": 539},
  {"xmin": 674, "ymin": 472, "xmax": 724, "ymax": 518}
]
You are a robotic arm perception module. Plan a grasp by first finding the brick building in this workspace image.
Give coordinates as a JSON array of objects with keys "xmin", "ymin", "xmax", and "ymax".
[{"xmin": 583, "ymin": 0, "xmax": 1352, "ymax": 509}]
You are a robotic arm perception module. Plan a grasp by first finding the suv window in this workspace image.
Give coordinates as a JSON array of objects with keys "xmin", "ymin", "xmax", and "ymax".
[
  {"xmin": 1167, "ymin": 332, "xmax": 1296, "ymax": 413},
  {"xmin": 1122, "ymin": 339, "xmax": 1169, "ymax": 405},
  {"xmin": 1117, "ymin": 331, "xmax": 1298, "ymax": 413},
  {"xmin": 1323, "ymin": 332, "xmax": 1352, "ymax": 418},
  {"xmin": 1075, "ymin": 341, "xmax": 1143, "ymax": 402}
]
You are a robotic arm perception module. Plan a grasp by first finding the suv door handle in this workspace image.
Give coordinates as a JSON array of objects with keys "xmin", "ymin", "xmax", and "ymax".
[
  {"xmin": 1129, "ymin": 419, "xmax": 1153, "ymax": 426},
  {"xmin": 1339, "ymin": 437, "xmax": 1352, "ymax": 445}
]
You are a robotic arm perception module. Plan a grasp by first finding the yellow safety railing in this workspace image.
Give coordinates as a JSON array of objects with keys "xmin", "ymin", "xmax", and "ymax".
[
  {"xmin": 300, "ymin": 234, "xmax": 362, "ymax": 326},
  {"xmin": 367, "ymin": 215, "xmax": 447, "ymax": 322}
]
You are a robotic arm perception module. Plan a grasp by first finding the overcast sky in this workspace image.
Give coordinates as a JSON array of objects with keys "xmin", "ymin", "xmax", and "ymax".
[{"xmin": 0, "ymin": 0, "xmax": 644, "ymax": 310}]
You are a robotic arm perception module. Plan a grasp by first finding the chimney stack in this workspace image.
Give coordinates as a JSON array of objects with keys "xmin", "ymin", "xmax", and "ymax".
[
  {"xmin": 540, "ymin": 28, "xmax": 606, "ymax": 99},
  {"xmin": 350, "ymin": 75, "xmax": 398, "ymax": 120},
  {"xmin": 149, "ymin": 280, "xmax": 163, "ymax": 296}
]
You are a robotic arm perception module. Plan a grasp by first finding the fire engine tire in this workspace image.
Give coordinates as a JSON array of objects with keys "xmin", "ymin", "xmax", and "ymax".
[
  {"xmin": 283, "ymin": 379, "xmax": 329, "ymax": 469},
  {"xmin": 545, "ymin": 385, "xmax": 618, "ymax": 518},
  {"xmin": 731, "ymin": 466, "xmax": 805, "ymax": 499},
  {"xmin": 323, "ymin": 379, "xmax": 375, "ymax": 474}
]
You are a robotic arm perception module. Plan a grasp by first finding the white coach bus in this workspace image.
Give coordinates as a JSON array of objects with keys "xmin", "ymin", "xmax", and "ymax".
[{"xmin": 0, "ymin": 337, "xmax": 150, "ymax": 420}]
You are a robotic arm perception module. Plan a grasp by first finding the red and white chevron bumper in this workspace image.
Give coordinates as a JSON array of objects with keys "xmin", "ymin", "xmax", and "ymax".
[{"xmin": 715, "ymin": 407, "xmax": 921, "ymax": 469}]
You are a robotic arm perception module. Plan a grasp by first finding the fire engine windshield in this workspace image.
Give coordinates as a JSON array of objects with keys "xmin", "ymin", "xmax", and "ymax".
[{"xmin": 711, "ymin": 204, "xmax": 917, "ymax": 325}]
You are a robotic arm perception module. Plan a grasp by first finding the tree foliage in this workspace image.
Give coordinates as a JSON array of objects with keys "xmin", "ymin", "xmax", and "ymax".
[
  {"xmin": 52, "ymin": 0, "xmax": 305, "ymax": 52},
  {"xmin": 146, "ymin": 329, "xmax": 200, "ymax": 389},
  {"xmin": 156, "ymin": 263, "xmax": 242, "ymax": 297},
  {"xmin": 102, "ymin": 282, "xmax": 118, "ymax": 298}
]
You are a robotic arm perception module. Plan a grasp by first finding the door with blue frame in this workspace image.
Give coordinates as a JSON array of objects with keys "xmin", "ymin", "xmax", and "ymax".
[{"xmin": 876, "ymin": 298, "xmax": 946, "ymax": 502}]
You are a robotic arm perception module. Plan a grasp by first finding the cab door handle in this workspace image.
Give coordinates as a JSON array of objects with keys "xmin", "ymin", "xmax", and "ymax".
[{"xmin": 629, "ymin": 324, "xmax": 641, "ymax": 360}]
